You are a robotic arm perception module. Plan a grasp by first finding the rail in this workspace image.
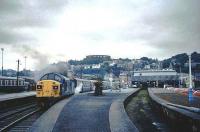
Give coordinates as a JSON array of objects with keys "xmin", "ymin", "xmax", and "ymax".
[{"xmin": 0, "ymin": 105, "xmax": 41, "ymax": 132}]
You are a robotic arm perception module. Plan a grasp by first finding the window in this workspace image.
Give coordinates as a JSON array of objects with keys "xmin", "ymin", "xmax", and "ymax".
[
  {"xmin": 55, "ymin": 75, "xmax": 62, "ymax": 82},
  {"xmin": 13, "ymin": 80, "xmax": 16, "ymax": 86},
  {"xmin": 21, "ymin": 81, "xmax": 23, "ymax": 86},
  {"xmin": 9, "ymin": 80, "xmax": 12, "ymax": 86},
  {"xmin": 10, "ymin": 80, "xmax": 13, "ymax": 86},
  {"xmin": 5, "ymin": 80, "xmax": 8, "ymax": 86},
  {"xmin": 12, "ymin": 80, "xmax": 14, "ymax": 86},
  {"xmin": 48, "ymin": 74, "xmax": 55, "ymax": 80},
  {"xmin": 40, "ymin": 75, "xmax": 48, "ymax": 80}
]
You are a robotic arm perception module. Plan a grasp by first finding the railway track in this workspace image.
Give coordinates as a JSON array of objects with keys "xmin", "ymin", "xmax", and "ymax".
[{"xmin": 0, "ymin": 103, "xmax": 43, "ymax": 132}]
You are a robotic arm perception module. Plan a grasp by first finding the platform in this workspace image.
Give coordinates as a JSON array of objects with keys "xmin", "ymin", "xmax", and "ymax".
[
  {"xmin": 0, "ymin": 91, "xmax": 36, "ymax": 102},
  {"xmin": 149, "ymin": 88, "xmax": 200, "ymax": 108},
  {"xmin": 148, "ymin": 88, "xmax": 200, "ymax": 131},
  {"xmin": 31, "ymin": 88, "xmax": 139, "ymax": 132}
]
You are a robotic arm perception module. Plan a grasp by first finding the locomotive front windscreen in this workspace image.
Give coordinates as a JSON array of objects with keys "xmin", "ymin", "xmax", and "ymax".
[{"xmin": 40, "ymin": 73, "xmax": 63, "ymax": 83}]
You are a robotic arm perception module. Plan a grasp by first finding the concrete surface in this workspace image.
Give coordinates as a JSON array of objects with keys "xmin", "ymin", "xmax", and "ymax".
[
  {"xmin": 109, "ymin": 98, "xmax": 139, "ymax": 132},
  {"xmin": 0, "ymin": 91, "xmax": 36, "ymax": 102},
  {"xmin": 30, "ymin": 88, "xmax": 139, "ymax": 132},
  {"xmin": 148, "ymin": 88, "xmax": 200, "ymax": 120},
  {"xmin": 30, "ymin": 97, "xmax": 72, "ymax": 132}
]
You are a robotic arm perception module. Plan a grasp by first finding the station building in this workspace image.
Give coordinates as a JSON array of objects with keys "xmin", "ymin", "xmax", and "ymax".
[
  {"xmin": 85, "ymin": 55, "xmax": 111, "ymax": 61},
  {"xmin": 132, "ymin": 69, "xmax": 179, "ymax": 88}
]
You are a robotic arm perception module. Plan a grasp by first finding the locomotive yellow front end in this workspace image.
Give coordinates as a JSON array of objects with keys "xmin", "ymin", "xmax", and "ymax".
[
  {"xmin": 36, "ymin": 80, "xmax": 61, "ymax": 107},
  {"xmin": 36, "ymin": 80, "xmax": 60, "ymax": 97}
]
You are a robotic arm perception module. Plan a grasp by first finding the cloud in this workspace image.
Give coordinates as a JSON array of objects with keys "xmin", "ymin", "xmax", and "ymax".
[
  {"xmin": 1, "ymin": 0, "xmax": 200, "ymax": 69},
  {"xmin": 10, "ymin": 44, "xmax": 50, "ymax": 70},
  {"xmin": 0, "ymin": 0, "xmax": 68, "ymax": 44},
  {"xmin": 0, "ymin": 1, "xmax": 68, "ymax": 69},
  {"xmin": 138, "ymin": 0, "xmax": 200, "ymax": 58}
]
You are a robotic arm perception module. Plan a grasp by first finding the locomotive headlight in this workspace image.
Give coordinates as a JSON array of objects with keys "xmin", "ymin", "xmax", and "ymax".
[
  {"xmin": 37, "ymin": 85, "xmax": 42, "ymax": 90},
  {"xmin": 53, "ymin": 86, "xmax": 58, "ymax": 90}
]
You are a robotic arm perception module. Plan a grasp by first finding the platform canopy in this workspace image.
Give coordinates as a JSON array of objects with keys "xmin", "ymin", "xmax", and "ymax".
[{"xmin": 132, "ymin": 70, "xmax": 179, "ymax": 82}]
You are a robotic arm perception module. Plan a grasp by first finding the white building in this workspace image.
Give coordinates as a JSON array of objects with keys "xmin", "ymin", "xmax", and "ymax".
[{"xmin": 132, "ymin": 69, "xmax": 179, "ymax": 82}]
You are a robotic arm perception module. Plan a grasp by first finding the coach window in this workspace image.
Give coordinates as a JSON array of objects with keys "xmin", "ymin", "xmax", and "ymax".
[
  {"xmin": 10, "ymin": 80, "xmax": 12, "ymax": 86},
  {"xmin": 0, "ymin": 80, "xmax": 2, "ymax": 86},
  {"xmin": 8, "ymin": 80, "xmax": 11, "ymax": 86},
  {"xmin": 2, "ymin": 80, "xmax": 4, "ymax": 86},
  {"xmin": 5, "ymin": 80, "xmax": 8, "ymax": 85},
  {"xmin": 20, "ymin": 81, "xmax": 23, "ymax": 86}
]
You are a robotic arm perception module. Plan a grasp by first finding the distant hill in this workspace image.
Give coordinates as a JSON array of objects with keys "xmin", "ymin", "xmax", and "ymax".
[
  {"xmin": 68, "ymin": 52, "xmax": 200, "ymax": 76},
  {"xmin": 69, "ymin": 55, "xmax": 111, "ymax": 65}
]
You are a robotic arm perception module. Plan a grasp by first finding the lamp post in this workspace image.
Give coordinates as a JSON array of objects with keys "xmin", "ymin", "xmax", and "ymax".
[
  {"xmin": 1, "ymin": 48, "xmax": 4, "ymax": 76},
  {"xmin": 188, "ymin": 54, "xmax": 193, "ymax": 100}
]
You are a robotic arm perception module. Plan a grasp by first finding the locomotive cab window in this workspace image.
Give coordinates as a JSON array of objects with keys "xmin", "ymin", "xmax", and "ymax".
[
  {"xmin": 55, "ymin": 75, "xmax": 62, "ymax": 82},
  {"xmin": 41, "ymin": 75, "xmax": 48, "ymax": 80},
  {"xmin": 48, "ymin": 73, "xmax": 55, "ymax": 80}
]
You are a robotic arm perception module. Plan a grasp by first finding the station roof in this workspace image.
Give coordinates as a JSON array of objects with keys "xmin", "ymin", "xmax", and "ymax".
[
  {"xmin": 0, "ymin": 76, "xmax": 25, "ymax": 80},
  {"xmin": 133, "ymin": 69, "xmax": 177, "ymax": 76}
]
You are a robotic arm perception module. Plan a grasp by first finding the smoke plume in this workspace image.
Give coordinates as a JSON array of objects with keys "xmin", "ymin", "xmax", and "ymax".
[{"xmin": 11, "ymin": 44, "xmax": 50, "ymax": 70}]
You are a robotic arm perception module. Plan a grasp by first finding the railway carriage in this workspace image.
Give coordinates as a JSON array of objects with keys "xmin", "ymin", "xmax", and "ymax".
[{"xmin": 0, "ymin": 76, "xmax": 26, "ymax": 92}]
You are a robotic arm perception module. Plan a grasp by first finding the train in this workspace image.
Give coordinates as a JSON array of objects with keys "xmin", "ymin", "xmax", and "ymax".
[
  {"xmin": 0, "ymin": 76, "xmax": 36, "ymax": 93},
  {"xmin": 36, "ymin": 73, "xmax": 98, "ymax": 107}
]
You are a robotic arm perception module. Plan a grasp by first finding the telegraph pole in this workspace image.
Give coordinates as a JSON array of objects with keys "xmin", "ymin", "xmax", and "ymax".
[
  {"xmin": 179, "ymin": 65, "xmax": 182, "ymax": 88},
  {"xmin": 24, "ymin": 56, "xmax": 27, "ymax": 76},
  {"xmin": 1, "ymin": 48, "xmax": 4, "ymax": 76},
  {"xmin": 17, "ymin": 59, "xmax": 20, "ymax": 87}
]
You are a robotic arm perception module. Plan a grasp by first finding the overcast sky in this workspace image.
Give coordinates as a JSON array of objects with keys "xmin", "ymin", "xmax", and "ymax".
[{"xmin": 0, "ymin": 0, "xmax": 200, "ymax": 70}]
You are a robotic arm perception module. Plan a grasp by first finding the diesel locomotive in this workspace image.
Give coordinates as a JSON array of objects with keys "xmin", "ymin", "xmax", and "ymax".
[{"xmin": 36, "ymin": 72, "xmax": 96, "ymax": 107}]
